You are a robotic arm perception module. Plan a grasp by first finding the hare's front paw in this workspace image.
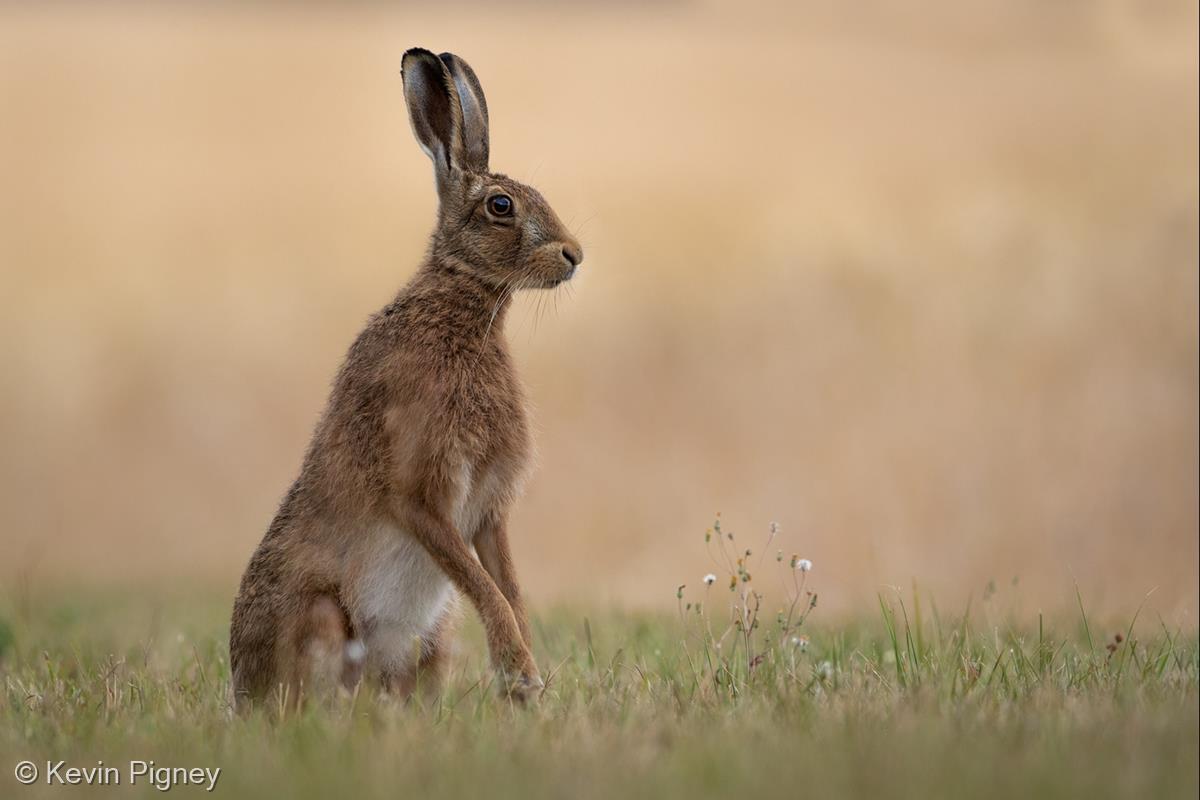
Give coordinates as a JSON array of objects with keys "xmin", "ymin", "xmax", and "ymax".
[
  {"xmin": 508, "ymin": 672, "xmax": 545, "ymax": 704},
  {"xmin": 498, "ymin": 667, "xmax": 544, "ymax": 704}
]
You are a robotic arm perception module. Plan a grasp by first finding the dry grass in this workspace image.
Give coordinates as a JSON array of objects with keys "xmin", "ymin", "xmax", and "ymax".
[{"xmin": 0, "ymin": 1, "xmax": 1196, "ymax": 616}]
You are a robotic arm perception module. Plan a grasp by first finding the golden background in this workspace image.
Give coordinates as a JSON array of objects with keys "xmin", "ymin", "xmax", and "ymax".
[{"xmin": 1, "ymin": 1, "xmax": 1196, "ymax": 617}]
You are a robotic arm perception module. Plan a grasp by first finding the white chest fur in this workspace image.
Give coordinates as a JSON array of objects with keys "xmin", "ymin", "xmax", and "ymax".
[{"xmin": 351, "ymin": 522, "xmax": 453, "ymax": 671}]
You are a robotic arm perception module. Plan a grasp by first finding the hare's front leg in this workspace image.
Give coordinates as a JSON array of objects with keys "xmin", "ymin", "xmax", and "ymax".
[
  {"xmin": 394, "ymin": 502, "xmax": 542, "ymax": 702},
  {"xmin": 474, "ymin": 509, "xmax": 533, "ymax": 651}
]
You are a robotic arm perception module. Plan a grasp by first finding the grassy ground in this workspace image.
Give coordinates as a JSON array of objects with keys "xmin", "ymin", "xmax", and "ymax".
[{"xmin": 0, "ymin": 588, "xmax": 1196, "ymax": 799}]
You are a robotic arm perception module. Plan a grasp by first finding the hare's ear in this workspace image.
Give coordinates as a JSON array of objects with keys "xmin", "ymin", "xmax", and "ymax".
[
  {"xmin": 402, "ymin": 48, "xmax": 467, "ymax": 190},
  {"xmin": 439, "ymin": 52, "xmax": 489, "ymax": 173}
]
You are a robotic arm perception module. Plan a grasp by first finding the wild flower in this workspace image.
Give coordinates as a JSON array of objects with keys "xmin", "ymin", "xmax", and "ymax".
[{"xmin": 679, "ymin": 516, "xmax": 821, "ymax": 689}]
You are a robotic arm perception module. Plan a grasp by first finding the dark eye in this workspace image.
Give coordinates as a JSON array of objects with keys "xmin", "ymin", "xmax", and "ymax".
[{"xmin": 487, "ymin": 194, "xmax": 514, "ymax": 217}]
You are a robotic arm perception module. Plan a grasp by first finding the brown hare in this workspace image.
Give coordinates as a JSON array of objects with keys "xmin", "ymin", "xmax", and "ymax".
[{"xmin": 230, "ymin": 48, "xmax": 582, "ymax": 709}]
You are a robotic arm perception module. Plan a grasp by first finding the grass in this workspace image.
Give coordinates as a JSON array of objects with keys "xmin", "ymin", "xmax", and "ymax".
[{"xmin": 0, "ymin": 584, "xmax": 1196, "ymax": 799}]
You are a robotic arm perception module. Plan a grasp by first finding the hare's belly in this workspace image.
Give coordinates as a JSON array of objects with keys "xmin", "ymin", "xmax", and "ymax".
[{"xmin": 348, "ymin": 522, "xmax": 455, "ymax": 672}]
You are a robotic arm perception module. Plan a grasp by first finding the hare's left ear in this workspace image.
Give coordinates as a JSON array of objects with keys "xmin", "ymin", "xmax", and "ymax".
[{"xmin": 439, "ymin": 52, "xmax": 489, "ymax": 173}]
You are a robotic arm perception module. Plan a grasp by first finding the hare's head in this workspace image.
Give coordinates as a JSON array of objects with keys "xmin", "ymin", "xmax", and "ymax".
[{"xmin": 402, "ymin": 48, "xmax": 582, "ymax": 290}]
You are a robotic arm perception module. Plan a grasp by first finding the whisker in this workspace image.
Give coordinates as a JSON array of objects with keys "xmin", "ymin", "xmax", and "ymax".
[
  {"xmin": 574, "ymin": 213, "xmax": 597, "ymax": 236},
  {"xmin": 474, "ymin": 266, "xmax": 528, "ymax": 370},
  {"xmin": 532, "ymin": 288, "xmax": 546, "ymax": 337},
  {"xmin": 513, "ymin": 275, "xmax": 539, "ymax": 343}
]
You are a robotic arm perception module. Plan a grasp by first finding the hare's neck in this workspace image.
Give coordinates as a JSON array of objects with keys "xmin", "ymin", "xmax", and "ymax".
[{"xmin": 408, "ymin": 258, "xmax": 514, "ymax": 344}]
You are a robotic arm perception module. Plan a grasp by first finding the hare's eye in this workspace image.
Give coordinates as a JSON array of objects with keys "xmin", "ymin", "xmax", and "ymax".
[{"xmin": 486, "ymin": 194, "xmax": 514, "ymax": 217}]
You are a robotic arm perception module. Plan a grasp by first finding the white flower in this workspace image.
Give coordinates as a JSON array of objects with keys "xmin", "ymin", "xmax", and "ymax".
[
  {"xmin": 791, "ymin": 635, "xmax": 809, "ymax": 652},
  {"xmin": 796, "ymin": 558, "xmax": 813, "ymax": 573},
  {"xmin": 703, "ymin": 573, "xmax": 717, "ymax": 586},
  {"xmin": 818, "ymin": 660, "xmax": 834, "ymax": 679}
]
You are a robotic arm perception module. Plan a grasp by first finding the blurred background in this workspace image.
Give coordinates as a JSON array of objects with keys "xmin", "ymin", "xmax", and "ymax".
[{"xmin": 1, "ymin": 0, "xmax": 1196, "ymax": 618}]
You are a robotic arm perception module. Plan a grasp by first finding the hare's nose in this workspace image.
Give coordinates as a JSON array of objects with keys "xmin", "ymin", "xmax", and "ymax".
[{"xmin": 561, "ymin": 242, "xmax": 583, "ymax": 268}]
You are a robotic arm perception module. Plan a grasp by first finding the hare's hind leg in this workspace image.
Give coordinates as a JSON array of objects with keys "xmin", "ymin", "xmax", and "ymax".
[
  {"xmin": 284, "ymin": 594, "xmax": 363, "ymax": 704},
  {"xmin": 230, "ymin": 585, "xmax": 281, "ymax": 711}
]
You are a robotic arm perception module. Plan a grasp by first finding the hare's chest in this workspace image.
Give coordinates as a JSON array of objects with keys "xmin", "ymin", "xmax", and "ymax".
[
  {"xmin": 449, "ymin": 384, "xmax": 532, "ymax": 538},
  {"xmin": 447, "ymin": 455, "xmax": 528, "ymax": 542},
  {"xmin": 455, "ymin": 375, "xmax": 528, "ymax": 450}
]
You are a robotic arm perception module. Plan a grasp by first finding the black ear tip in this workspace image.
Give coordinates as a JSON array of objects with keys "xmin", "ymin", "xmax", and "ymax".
[{"xmin": 402, "ymin": 47, "xmax": 441, "ymax": 73}]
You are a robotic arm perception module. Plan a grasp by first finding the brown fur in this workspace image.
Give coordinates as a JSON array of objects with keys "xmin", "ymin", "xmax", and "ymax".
[{"xmin": 230, "ymin": 48, "xmax": 581, "ymax": 709}]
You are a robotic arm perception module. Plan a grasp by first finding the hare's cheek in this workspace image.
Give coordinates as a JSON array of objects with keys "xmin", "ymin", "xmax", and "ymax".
[{"xmin": 496, "ymin": 230, "xmax": 525, "ymax": 268}]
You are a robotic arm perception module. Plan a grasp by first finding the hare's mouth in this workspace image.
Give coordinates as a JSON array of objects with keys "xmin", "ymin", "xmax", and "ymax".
[{"xmin": 544, "ymin": 266, "xmax": 576, "ymax": 288}]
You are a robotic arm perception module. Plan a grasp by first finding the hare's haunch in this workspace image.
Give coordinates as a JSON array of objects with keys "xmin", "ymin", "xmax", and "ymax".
[{"xmin": 230, "ymin": 48, "xmax": 582, "ymax": 708}]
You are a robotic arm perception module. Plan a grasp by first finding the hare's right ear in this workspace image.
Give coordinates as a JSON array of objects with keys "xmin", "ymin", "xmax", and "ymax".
[{"xmin": 438, "ymin": 52, "xmax": 489, "ymax": 173}]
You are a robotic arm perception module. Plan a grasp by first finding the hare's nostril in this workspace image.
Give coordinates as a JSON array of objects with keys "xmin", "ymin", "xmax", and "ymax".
[{"xmin": 561, "ymin": 244, "xmax": 583, "ymax": 268}]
